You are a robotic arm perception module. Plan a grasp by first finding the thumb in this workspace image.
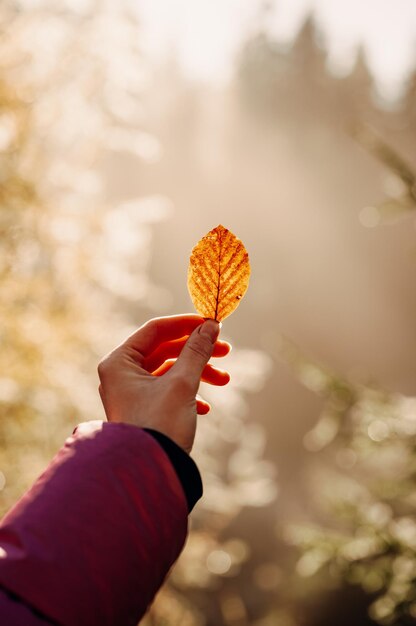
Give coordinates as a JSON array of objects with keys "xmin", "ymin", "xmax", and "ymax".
[{"xmin": 172, "ymin": 320, "xmax": 220, "ymax": 391}]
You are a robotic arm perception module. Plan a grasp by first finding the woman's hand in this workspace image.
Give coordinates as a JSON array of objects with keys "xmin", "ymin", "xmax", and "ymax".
[{"xmin": 97, "ymin": 314, "xmax": 231, "ymax": 453}]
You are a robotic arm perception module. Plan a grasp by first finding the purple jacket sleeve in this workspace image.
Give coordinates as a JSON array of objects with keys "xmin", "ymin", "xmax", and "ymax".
[{"xmin": 0, "ymin": 421, "xmax": 193, "ymax": 626}]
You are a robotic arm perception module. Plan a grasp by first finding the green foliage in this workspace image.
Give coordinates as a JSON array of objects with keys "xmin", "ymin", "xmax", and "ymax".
[
  {"xmin": 284, "ymin": 266, "xmax": 416, "ymax": 624},
  {"xmin": 351, "ymin": 123, "xmax": 416, "ymax": 218}
]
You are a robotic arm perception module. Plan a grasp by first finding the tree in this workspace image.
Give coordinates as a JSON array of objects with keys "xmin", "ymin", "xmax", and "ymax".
[
  {"xmin": 1, "ymin": 5, "xmax": 279, "ymax": 626},
  {"xmin": 285, "ymin": 139, "xmax": 416, "ymax": 625},
  {"xmin": 0, "ymin": 0, "xmax": 165, "ymax": 514}
]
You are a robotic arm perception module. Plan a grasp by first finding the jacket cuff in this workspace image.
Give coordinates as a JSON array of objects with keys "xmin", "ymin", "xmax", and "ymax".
[{"xmin": 143, "ymin": 429, "xmax": 203, "ymax": 512}]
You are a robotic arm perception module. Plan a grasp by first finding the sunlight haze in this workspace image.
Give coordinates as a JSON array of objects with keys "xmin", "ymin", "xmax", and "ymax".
[{"xmin": 138, "ymin": 0, "xmax": 416, "ymax": 98}]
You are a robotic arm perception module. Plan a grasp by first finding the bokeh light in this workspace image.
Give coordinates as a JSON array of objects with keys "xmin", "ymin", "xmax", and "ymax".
[{"xmin": 2, "ymin": 1, "xmax": 416, "ymax": 625}]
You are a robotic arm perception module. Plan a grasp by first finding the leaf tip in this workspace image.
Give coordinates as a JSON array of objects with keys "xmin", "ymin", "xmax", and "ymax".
[{"xmin": 213, "ymin": 224, "xmax": 228, "ymax": 233}]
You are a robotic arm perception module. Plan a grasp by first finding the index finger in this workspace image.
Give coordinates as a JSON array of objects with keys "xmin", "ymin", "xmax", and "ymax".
[{"xmin": 124, "ymin": 314, "xmax": 205, "ymax": 362}]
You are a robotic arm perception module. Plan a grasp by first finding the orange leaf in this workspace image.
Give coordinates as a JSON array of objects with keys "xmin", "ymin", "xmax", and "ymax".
[{"xmin": 187, "ymin": 225, "xmax": 250, "ymax": 322}]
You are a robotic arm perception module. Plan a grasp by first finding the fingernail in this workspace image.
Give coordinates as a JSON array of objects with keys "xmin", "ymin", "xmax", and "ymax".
[{"xmin": 199, "ymin": 319, "xmax": 220, "ymax": 343}]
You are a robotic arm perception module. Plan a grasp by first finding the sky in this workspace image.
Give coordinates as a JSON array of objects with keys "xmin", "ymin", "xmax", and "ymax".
[{"xmin": 137, "ymin": 0, "xmax": 416, "ymax": 99}]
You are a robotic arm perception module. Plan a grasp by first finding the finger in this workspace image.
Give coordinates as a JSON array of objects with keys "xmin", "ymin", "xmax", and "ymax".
[
  {"xmin": 169, "ymin": 320, "xmax": 221, "ymax": 393},
  {"xmin": 123, "ymin": 314, "xmax": 206, "ymax": 364},
  {"xmin": 152, "ymin": 360, "xmax": 230, "ymax": 385},
  {"xmin": 196, "ymin": 396, "xmax": 211, "ymax": 415},
  {"xmin": 144, "ymin": 338, "xmax": 231, "ymax": 373}
]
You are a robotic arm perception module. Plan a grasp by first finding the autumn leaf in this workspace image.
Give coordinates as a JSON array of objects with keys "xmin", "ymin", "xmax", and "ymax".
[{"xmin": 187, "ymin": 224, "xmax": 250, "ymax": 322}]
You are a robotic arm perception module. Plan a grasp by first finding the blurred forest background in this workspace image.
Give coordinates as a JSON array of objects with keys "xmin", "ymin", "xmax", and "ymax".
[{"xmin": 1, "ymin": 1, "xmax": 416, "ymax": 625}]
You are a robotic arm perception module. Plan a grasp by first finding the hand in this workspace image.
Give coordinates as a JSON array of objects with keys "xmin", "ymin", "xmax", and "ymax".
[{"xmin": 97, "ymin": 314, "xmax": 231, "ymax": 453}]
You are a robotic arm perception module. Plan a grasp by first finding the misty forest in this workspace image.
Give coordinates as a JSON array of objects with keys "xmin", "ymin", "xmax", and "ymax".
[{"xmin": 1, "ymin": 2, "xmax": 416, "ymax": 625}]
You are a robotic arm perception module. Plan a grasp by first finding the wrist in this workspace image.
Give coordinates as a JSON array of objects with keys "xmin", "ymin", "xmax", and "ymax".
[{"xmin": 143, "ymin": 428, "xmax": 203, "ymax": 511}]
